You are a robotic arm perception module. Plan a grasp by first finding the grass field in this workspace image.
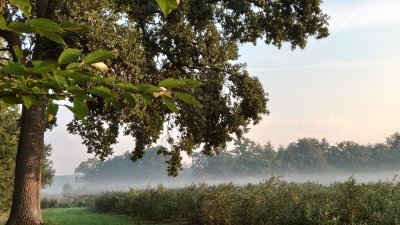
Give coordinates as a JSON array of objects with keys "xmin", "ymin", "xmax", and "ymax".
[{"xmin": 42, "ymin": 208, "xmax": 140, "ymax": 225}]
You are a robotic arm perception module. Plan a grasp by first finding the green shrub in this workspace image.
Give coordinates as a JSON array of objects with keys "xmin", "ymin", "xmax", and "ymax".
[{"xmin": 92, "ymin": 177, "xmax": 400, "ymax": 225}]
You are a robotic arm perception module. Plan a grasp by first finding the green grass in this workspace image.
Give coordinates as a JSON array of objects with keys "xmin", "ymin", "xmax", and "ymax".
[{"xmin": 42, "ymin": 208, "xmax": 141, "ymax": 225}]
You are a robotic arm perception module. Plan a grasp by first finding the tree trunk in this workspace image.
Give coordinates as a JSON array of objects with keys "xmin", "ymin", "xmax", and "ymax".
[
  {"xmin": 6, "ymin": 104, "xmax": 46, "ymax": 225},
  {"xmin": 4, "ymin": 1, "xmax": 54, "ymax": 223}
]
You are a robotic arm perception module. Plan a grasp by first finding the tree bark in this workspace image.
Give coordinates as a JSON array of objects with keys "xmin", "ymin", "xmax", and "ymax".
[{"xmin": 6, "ymin": 104, "xmax": 46, "ymax": 225}]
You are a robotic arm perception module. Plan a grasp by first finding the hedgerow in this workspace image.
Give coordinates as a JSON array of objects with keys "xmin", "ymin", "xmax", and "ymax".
[{"xmin": 92, "ymin": 177, "xmax": 400, "ymax": 225}]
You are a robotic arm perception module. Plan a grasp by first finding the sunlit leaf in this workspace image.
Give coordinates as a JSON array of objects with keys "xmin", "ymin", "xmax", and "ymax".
[
  {"xmin": 46, "ymin": 102, "xmax": 59, "ymax": 122},
  {"xmin": 156, "ymin": 0, "xmax": 180, "ymax": 17},
  {"xmin": 91, "ymin": 62, "xmax": 109, "ymax": 71}
]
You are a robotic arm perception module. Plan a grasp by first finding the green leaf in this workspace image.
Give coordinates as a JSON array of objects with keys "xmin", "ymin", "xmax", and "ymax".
[
  {"xmin": 31, "ymin": 86, "xmax": 46, "ymax": 94},
  {"xmin": 156, "ymin": 0, "xmax": 180, "ymax": 17},
  {"xmin": 137, "ymin": 84, "xmax": 161, "ymax": 93},
  {"xmin": 139, "ymin": 93, "xmax": 152, "ymax": 104},
  {"xmin": 60, "ymin": 23, "xmax": 88, "ymax": 32},
  {"xmin": 7, "ymin": 22, "xmax": 35, "ymax": 33},
  {"xmin": 88, "ymin": 86, "xmax": 117, "ymax": 99},
  {"xmin": 0, "ymin": 15, "xmax": 8, "ymax": 30},
  {"xmin": 84, "ymin": 50, "xmax": 113, "ymax": 64},
  {"xmin": 37, "ymin": 29, "xmax": 67, "ymax": 46},
  {"xmin": 124, "ymin": 93, "xmax": 135, "ymax": 105},
  {"xmin": 46, "ymin": 102, "xmax": 59, "ymax": 122},
  {"xmin": 161, "ymin": 96, "xmax": 177, "ymax": 112},
  {"xmin": 92, "ymin": 77, "xmax": 116, "ymax": 84},
  {"xmin": 180, "ymin": 79, "xmax": 204, "ymax": 88},
  {"xmin": 104, "ymin": 98, "xmax": 121, "ymax": 108},
  {"xmin": 175, "ymin": 92, "xmax": 202, "ymax": 108},
  {"xmin": 1, "ymin": 62, "xmax": 27, "ymax": 75},
  {"xmin": 21, "ymin": 96, "xmax": 40, "ymax": 109},
  {"xmin": 158, "ymin": 78, "xmax": 204, "ymax": 89},
  {"xmin": 58, "ymin": 48, "xmax": 82, "ymax": 64},
  {"xmin": 73, "ymin": 96, "xmax": 88, "ymax": 120},
  {"xmin": 54, "ymin": 71, "xmax": 93, "ymax": 82},
  {"xmin": 159, "ymin": 78, "xmax": 186, "ymax": 88},
  {"xmin": 116, "ymin": 83, "xmax": 137, "ymax": 91},
  {"xmin": 66, "ymin": 86, "xmax": 84, "ymax": 94},
  {"xmin": 53, "ymin": 75, "xmax": 67, "ymax": 86},
  {"xmin": 0, "ymin": 97, "xmax": 21, "ymax": 104},
  {"xmin": 31, "ymin": 61, "xmax": 59, "ymax": 73},
  {"xmin": 66, "ymin": 62, "xmax": 81, "ymax": 69},
  {"xmin": 9, "ymin": 0, "xmax": 31, "ymax": 19},
  {"xmin": 13, "ymin": 45, "xmax": 23, "ymax": 62},
  {"xmin": 27, "ymin": 18, "xmax": 64, "ymax": 33}
]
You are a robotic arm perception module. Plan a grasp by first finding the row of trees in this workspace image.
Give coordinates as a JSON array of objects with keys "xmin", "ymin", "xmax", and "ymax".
[
  {"xmin": 194, "ymin": 133, "xmax": 400, "ymax": 175},
  {"xmin": 74, "ymin": 133, "xmax": 400, "ymax": 183},
  {"xmin": 74, "ymin": 147, "xmax": 167, "ymax": 183}
]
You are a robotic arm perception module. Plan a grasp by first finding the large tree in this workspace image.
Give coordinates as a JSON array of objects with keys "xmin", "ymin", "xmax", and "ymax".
[
  {"xmin": 0, "ymin": 0, "xmax": 329, "ymax": 224},
  {"xmin": 0, "ymin": 103, "xmax": 55, "ymax": 215}
]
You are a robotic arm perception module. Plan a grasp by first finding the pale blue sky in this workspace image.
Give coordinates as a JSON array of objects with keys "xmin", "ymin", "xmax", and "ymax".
[{"xmin": 46, "ymin": 0, "xmax": 400, "ymax": 175}]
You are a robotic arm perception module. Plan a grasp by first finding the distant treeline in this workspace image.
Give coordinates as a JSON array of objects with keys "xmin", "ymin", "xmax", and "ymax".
[{"xmin": 75, "ymin": 132, "xmax": 400, "ymax": 182}]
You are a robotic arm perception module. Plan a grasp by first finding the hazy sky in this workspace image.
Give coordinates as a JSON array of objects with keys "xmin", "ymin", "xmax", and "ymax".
[{"xmin": 46, "ymin": 0, "xmax": 400, "ymax": 175}]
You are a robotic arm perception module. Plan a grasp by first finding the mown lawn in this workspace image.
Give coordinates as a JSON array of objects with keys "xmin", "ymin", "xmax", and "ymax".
[{"xmin": 42, "ymin": 208, "xmax": 140, "ymax": 225}]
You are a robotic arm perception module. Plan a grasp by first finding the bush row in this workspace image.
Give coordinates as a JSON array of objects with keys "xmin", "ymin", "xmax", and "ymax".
[
  {"xmin": 92, "ymin": 177, "xmax": 400, "ymax": 225},
  {"xmin": 41, "ymin": 195, "xmax": 95, "ymax": 209}
]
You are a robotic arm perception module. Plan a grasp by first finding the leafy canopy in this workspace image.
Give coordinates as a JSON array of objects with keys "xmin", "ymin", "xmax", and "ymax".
[{"xmin": 1, "ymin": 0, "xmax": 329, "ymax": 175}]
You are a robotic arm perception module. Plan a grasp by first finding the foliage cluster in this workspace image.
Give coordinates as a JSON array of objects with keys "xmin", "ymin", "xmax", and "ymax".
[{"xmin": 93, "ymin": 177, "xmax": 400, "ymax": 225}]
